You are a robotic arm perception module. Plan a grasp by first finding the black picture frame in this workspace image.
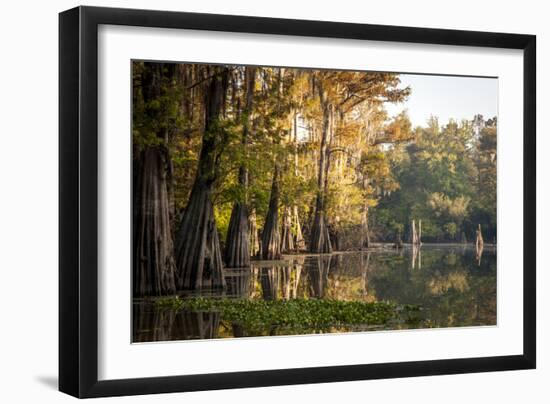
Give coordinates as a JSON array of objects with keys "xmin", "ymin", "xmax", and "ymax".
[{"xmin": 59, "ymin": 5, "xmax": 536, "ymax": 398}]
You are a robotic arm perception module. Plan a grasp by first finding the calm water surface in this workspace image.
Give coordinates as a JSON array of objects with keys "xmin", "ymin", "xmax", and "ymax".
[{"xmin": 133, "ymin": 245, "xmax": 496, "ymax": 342}]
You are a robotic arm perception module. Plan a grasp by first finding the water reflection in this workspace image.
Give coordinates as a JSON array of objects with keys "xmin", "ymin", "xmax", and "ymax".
[
  {"xmin": 133, "ymin": 305, "xmax": 220, "ymax": 342},
  {"xmin": 133, "ymin": 245, "xmax": 496, "ymax": 341}
]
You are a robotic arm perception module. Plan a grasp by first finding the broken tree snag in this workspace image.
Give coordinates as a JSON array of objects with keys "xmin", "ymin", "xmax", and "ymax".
[
  {"xmin": 175, "ymin": 67, "xmax": 229, "ymax": 291},
  {"xmin": 410, "ymin": 220, "xmax": 417, "ymax": 246},
  {"xmin": 394, "ymin": 231, "xmax": 403, "ymax": 249},
  {"xmin": 475, "ymin": 224, "xmax": 484, "ymax": 265},
  {"xmin": 475, "ymin": 224, "xmax": 484, "ymax": 249},
  {"xmin": 410, "ymin": 219, "xmax": 421, "ymax": 247}
]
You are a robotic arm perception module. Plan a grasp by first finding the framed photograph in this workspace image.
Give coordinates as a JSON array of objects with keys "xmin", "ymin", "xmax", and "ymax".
[{"xmin": 59, "ymin": 6, "xmax": 536, "ymax": 398}]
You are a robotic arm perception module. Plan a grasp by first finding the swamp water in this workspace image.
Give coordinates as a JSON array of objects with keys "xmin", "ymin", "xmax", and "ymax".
[{"xmin": 133, "ymin": 245, "xmax": 496, "ymax": 342}]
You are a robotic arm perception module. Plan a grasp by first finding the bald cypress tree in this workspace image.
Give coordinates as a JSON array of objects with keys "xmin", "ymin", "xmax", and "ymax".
[
  {"xmin": 225, "ymin": 66, "xmax": 256, "ymax": 267},
  {"xmin": 133, "ymin": 62, "xmax": 177, "ymax": 297},
  {"xmin": 175, "ymin": 67, "xmax": 230, "ymax": 290}
]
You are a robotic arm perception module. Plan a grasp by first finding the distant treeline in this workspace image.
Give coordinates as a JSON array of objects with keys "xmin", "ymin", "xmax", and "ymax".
[{"xmin": 372, "ymin": 115, "xmax": 497, "ymax": 245}]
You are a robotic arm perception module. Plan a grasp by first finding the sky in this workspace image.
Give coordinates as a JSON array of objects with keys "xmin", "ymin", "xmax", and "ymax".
[{"xmin": 385, "ymin": 74, "xmax": 498, "ymax": 128}]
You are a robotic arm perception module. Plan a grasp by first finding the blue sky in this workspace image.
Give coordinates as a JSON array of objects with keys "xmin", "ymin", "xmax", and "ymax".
[{"xmin": 385, "ymin": 74, "xmax": 498, "ymax": 128}]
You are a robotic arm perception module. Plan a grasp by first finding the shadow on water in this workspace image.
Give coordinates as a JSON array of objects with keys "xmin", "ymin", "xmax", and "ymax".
[{"xmin": 133, "ymin": 244, "xmax": 496, "ymax": 341}]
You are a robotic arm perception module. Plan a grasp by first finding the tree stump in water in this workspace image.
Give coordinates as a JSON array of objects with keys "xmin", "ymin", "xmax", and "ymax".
[
  {"xmin": 475, "ymin": 224, "xmax": 484, "ymax": 265},
  {"xmin": 395, "ymin": 232, "xmax": 403, "ymax": 249},
  {"xmin": 410, "ymin": 219, "xmax": 422, "ymax": 247}
]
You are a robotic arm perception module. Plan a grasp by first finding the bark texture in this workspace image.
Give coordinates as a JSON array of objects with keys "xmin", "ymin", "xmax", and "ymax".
[
  {"xmin": 225, "ymin": 201, "xmax": 250, "ymax": 267},
  {"xmin": 133, "ymin": 147, "xmax": 177, "ymax": 296},
  {"xmin": 175, "ymin": 67, "xmax": 229, "ymax": 290},
  {"xmin": 175, "ymin": 181, "xmax": 225, "ymax": 290},
  {"xmin": 133, "ymin": 63, "xmax": 176, "ymax": 297},
  {"xmin": 261, "ymin": 167, "xmax": 282, "ymax": 260}
]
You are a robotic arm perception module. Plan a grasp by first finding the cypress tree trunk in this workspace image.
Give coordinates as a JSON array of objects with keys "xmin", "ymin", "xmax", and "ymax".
[
  {"xmin": 262, "ymin": 166, "xmax": 282, "ymax": 260},
  {"xmin": 133, "ymin": 147, "xmax": 177, "ymax": 296},
  {"xmin": 133, "ymin": 63, "xmax": 176, "ymax": 297},
  {"xmin": 261, "ymin": 68, "xmax": 285, "ymax": 260},
  {"xmin": 175, "ymin": 180, "xmax": 225, "ymax": 290},
  {"xmin": 309, "ymin": 87, "xmax": 332, "ymax": 253},
  {"xmin": 310, "ymin": 193, "xmax": 332, "ymax": 253},
  {"xmin": 225, "ymin": 199, "xmax": 250, "ymax": 268},
  {"xmin": 175, "ymin": 67, "xmax": 229, "ymax": 290},
  {"xmin": 225, "ymin": 67, "xmax": 256, "ymax": 267}
]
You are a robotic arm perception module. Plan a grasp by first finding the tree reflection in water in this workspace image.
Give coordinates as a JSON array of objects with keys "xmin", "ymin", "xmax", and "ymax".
[
  {"xmin": 133, "ymin": 304, "xmax": 220, "ymax": 342},
  {"xmin": 133, "ymin": 245, "xmax": 496, "ymax": 341}
]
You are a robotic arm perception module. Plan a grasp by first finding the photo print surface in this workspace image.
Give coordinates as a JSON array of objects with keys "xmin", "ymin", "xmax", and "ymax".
[{"xmin": 132, "ymin": 61, "xmax": 497, "ymax": 342}]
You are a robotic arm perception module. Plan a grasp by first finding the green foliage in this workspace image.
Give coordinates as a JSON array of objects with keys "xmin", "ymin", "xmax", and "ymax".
[
  {"xmin": 373, "ymin": 116, "xmax": 497, "ymax": 243},
  {"xmin": 155, "ymin": 296, "xmax": 420, "ymax": 333}
]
